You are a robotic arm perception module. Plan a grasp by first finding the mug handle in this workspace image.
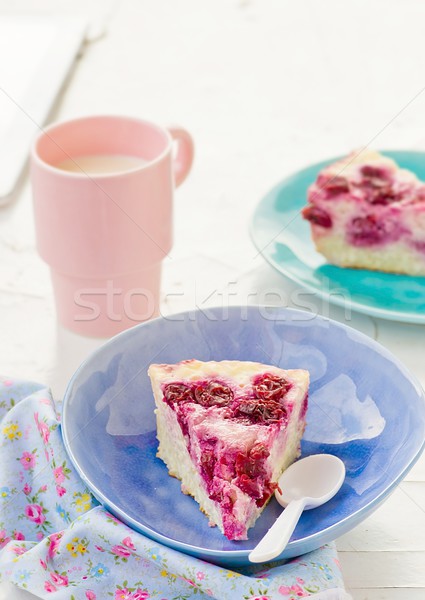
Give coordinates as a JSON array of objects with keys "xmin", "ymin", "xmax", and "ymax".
[{"xmin": 168, "ymin": 126, "xmax": 194, "ymax": 188}]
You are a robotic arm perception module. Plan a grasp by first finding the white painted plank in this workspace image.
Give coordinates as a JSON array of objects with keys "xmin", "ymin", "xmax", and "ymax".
[
  {"xmin": 337, "ymin": 485, "xmax": 425, "ymax": 551},
  {"xmin": 375, "ymin": 319, "xmax": 425, "ymax": 390},
  {"xmin": 339, "ymin": 551, "xmax": 425, "ymax": 588},
  {"xmin": 402, "ymin": 481, "xmax": 425, "ymax": 509},
  {"xmin": 404, "ymin": 453, "xmax": 425, "ymax": 482},
  {"xmin": 349, "ymin": 589, "xmax": 425, "ymax": 600}
]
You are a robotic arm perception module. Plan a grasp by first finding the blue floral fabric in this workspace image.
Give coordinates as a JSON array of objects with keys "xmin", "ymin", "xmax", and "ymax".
[{"xmin": 0, "ymin": 377, "xmax": 350, "ymax": 599}]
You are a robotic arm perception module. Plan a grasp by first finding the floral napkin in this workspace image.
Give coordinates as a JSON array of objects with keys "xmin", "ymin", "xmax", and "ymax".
[{"xmin": 0, "ymin": 377, "xmax": 351, "ymax": 600}]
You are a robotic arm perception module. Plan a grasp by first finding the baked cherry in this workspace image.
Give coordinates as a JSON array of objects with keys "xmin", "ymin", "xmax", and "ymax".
[
  {"xmin": 348, "ymin": 214, "xmax": 388, "ymax": 246},
  {"xmin": 317, "ymin": 174, "xmax": 350, "ymax": 196},
  {"xmin": 235, "ymin": 443, "xmax": 269, "ymax": 478},
  {"xmin": 360, "ymin": 164, "xmax": 391, "ymax": 183},
  {"xmin": 249, "ymin": 442, "xmax": 270, "ymax": 461},
  {"xmin": 368, "ymin": 186, "xmax": 402, "ymax": 206},
  {"xmin": 256, "ymin": 481, "xmax": 280, "ymax": 507},
  {"xmin": 235, "ymin": 399, "xmax": 286, "ymax": 424},
  {"xmin": 194, "ymin": 380, "xmax": 234, "ymax": 407},
  {"xmin": 236, "ymin": 473, "xmax": 262, "ymax": 499},
  {"xmin": 302, "ymin": 205, "xmax": 332, "ymax": 228},
  {"xmin": 253, "ymin": 373, "xmax": 291, "ymax": 402},
  {"xmin": 200, "ymin": 448, "xmax": 216, "ymax": 481},
  {"xmin": 163, "ymin": 383, "xmax": 194, "ymax": 405}
]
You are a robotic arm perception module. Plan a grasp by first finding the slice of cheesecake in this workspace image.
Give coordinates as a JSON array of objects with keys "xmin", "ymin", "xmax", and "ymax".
[
  {"xmin": 302, "ymin": 149, "xmax": 425, "ymax": 275},
  {"xmin": 148, "ymin": 359, "xmax": 309, "ymax": 541}
]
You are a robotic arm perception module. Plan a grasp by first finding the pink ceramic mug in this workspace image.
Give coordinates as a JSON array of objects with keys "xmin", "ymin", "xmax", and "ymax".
[{"xmin": 30, "ymin": 115, "xmax": 194, "ymax": 337}]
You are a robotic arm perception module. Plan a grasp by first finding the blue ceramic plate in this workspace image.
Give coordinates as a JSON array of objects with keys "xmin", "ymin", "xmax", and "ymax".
[
  {"xmin": 251, "ymin": 151, "xmax": 425, "ymax": 323},
  {"xmin": 62, "ymin": 306, "xmax": 425, "ymax": 567}
]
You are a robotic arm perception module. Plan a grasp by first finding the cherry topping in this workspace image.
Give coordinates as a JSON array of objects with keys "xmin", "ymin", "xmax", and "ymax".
[
  {"xmin": 194, "ymin": 381, "xmax": 234, "ymax": 407},
  {"xmin": 253, "ymin": 373, "xmax": 291, "ymax": 402},
  {"xmin": 163, "ymin": 383, "xmax": 194, "ymax": 405},
  {"xmin": 355, "ymin": 164, "xmax": 403, "ymax": 205},
  {"xmin": 317, "ymin": 174, "xmax": 350, "ymax": 196},
  {"xmin": 230, "ymin": 374, "xmax": 290, "ymax": 425},
  {"xmin": 361, "ymin": 164, "xmax": 388, "ymax": 178},
  {"xmin": 233, "ymin": 398, "xmax": 286, "ymax": 424},
  {"xmin": 302, "ymin": 205, "xmax": 332, "ymax": 228}
]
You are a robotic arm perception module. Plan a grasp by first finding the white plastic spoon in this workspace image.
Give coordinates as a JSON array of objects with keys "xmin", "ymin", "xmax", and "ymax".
[{"xmin": 249, "ymin": 454, "xmax": 346, "ymax": 563}]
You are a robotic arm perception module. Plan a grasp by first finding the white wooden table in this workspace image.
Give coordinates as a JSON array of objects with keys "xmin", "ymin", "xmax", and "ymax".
[{"xmin": 0, "ymin": 1, "xmax": 424, "ymax": 598}]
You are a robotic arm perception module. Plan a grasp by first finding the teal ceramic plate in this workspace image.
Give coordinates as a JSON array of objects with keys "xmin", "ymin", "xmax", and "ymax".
[{"xmin": 251, "ymin": 151, "xmax": 425, "ymax": 323}]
